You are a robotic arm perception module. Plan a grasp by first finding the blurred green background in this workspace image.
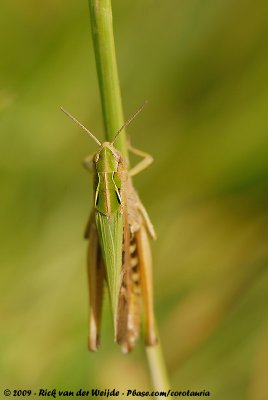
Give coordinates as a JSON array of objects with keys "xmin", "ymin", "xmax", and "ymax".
[{"xmin": 1, "ymin": 0, "xmax": 268, "ymax": 398}]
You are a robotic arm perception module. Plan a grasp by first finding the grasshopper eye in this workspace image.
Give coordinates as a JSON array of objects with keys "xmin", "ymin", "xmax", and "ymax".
[
  {"xmin": 94, "ymin": 154, "xmax": 99, "ymax": 163},
  {"xmin": 110, "ymin": 150, "xmax": 120, "ymax": 163}
]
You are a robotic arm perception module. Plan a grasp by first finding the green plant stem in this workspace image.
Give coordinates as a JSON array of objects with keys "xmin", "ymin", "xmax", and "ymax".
[
  {"xmin": 88, "ymin": 0, "xmax": 170, "ymax": 391},
  {"xmin": 88, "ymin": 0, "xmax": 128, "ymax": 161},
  {"xmin": 146, "ymin": 341, "xmax": 170, "ymax": 391}
]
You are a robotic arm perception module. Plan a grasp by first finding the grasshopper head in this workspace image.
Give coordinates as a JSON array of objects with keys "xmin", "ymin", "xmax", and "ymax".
[
  {"xmin": 94, "ymin": 142, "xmax": 120, "ymax": 173},
  {"xmin": 60, "ymin": 102, "xmax": 147, "ymax": 169}
]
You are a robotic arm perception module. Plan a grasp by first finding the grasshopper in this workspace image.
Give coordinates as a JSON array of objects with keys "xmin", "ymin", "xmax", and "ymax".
[{"xmin": 61, "ymin": 103, "xmax": 157, "ymax": 353}]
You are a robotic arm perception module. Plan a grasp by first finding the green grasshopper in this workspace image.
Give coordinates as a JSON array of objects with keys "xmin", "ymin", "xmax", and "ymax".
[{"xmin": 61, "ymin": 103, "xmax": 157, "ymax": 353}]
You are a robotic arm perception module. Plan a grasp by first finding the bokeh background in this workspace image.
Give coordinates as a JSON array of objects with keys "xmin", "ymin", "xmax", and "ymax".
[{"xmin": 1, "ymin": 0, "xmax": 268, "ymax": 398}]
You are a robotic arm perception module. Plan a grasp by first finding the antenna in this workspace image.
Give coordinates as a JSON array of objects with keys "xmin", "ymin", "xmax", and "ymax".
[
  {"xmin": 60, "ymin": 107, "xmax": 101, "ymax": 146},
  {"xmin": 112, "ymin": 101, "xmax": 148, "ymax": 145}
]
